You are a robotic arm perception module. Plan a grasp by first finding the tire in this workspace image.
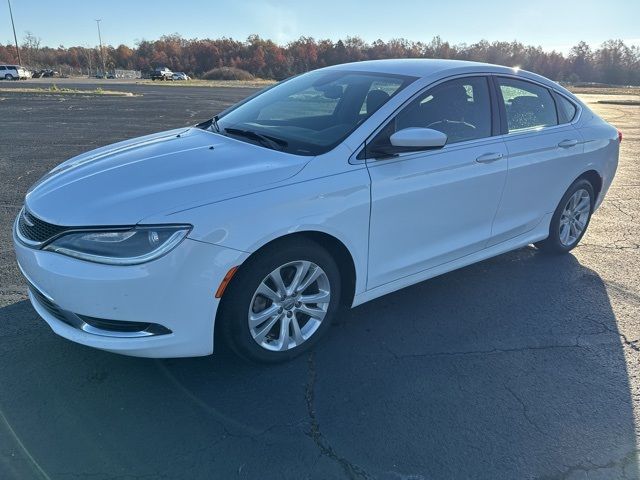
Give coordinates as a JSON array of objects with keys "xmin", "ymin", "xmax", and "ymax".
[
  {"xmin": 535, "ymin": 178, "xmax": 595, "ymax": 254},
  {"xmin": 5, "ymin": 74, "xmax": 14, "ymax": 80},
  {"xmin": 218, "ymin": 238, "xmax": 341, "ymax": 363}
]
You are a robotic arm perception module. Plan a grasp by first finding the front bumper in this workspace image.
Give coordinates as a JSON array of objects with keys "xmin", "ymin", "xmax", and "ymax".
[{"xmin": 14, "ymin": 228, "xmax": 248, "ymax": 358}]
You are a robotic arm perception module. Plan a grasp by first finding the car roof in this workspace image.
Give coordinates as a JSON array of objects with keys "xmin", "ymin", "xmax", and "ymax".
[
  {"xmin": 326, "ymin": 58, "xmax": 555, "ymax": 83},
  {"xmin": 326, "ymin": 58, "xmax": 494, "ymax": 75},
  {"xmin": 322, "ymin": 58, "xmax": 576, "ymax": 98}
]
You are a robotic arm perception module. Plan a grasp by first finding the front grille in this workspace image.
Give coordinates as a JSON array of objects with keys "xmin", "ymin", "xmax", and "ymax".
[{"xmin": 18, "ymin": 209, "xmax": 68, "ymax": 244}]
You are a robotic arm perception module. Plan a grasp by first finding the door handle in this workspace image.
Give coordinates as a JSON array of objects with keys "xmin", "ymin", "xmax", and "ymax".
[
  {"xmin": 475, "ymin": 152, "xmax": 504, "ymax": 163},
  {"xmin": 558, "ymin": 139, "xmax": 579, "ymax": 148}
]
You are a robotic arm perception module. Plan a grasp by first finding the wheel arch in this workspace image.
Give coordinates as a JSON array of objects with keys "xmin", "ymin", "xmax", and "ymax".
[
  {"xmin": 577, "ymin": 169, "xmax": 603, "ymax": 201},
  {"xmin": 220, "ymin": 230, "xmax": 359, "ymax": 308},
  {"xmin": 213, "ymin": 230, "xmax": 359, "ymax": 351}
]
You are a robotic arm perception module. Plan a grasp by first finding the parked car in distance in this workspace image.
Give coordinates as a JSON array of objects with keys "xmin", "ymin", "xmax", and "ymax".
[
  {"xmin": 151, "ymin": 67, "xmax": 173, "ymax": 81},
  {"xmin": 0, "ymin": 64, "xmax": 30, "ymax": 80},
  {"xmin": 32, "ymin": 69, "xmax": 58, "ymax": 78},
  {"xmin": 14, "ymin": 59, "xmax": 620, "ymax": 363},
  {"xmin": 172, "ymin": 72, "xmax": 190, "ymax": 81}
]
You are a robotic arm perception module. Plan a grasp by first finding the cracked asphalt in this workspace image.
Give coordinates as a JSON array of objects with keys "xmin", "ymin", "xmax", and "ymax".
[{"xmin": 0, "ymin": 80, "xmax": 639, "ymax": 479}]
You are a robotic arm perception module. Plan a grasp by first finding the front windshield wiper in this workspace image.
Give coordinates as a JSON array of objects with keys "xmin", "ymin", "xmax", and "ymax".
[
  {"xmin": 195, "ymin": 115, "xmax": 221, "ymax": 133},
  {"xmin": 212, "ymin": 115, "xmax": 221, "ymax": 133},
  {"xmin": 224, "ymin": 128, "xmax": 288, "ymax": 151}
]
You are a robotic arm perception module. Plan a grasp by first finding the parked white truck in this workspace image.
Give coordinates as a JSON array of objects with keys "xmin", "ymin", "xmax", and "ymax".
[{"xmin": 0, "ymin": 65, "xmax": 31, "ymax": 80}]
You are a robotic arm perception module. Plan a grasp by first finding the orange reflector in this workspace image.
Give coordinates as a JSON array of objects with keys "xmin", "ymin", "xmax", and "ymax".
[{"xmin": 215, "ymin": 266, "xmax": 238, "ymax": 298}]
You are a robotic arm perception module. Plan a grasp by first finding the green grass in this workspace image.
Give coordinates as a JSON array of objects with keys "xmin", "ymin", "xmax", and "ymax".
[
  {"xmin": 134, "ymin": 79, "xmax": 275, "ymax": 88},
  {"xmin": 567, "ymin": 86, "xmax": 640, "ymax": 96},
  {"xmin": 0, "ymin": 85, "xmax": 138, "ymax": 96},
  {"xmin": 597, "ymin": 99, "xmax": 640, "ymax": 106}
]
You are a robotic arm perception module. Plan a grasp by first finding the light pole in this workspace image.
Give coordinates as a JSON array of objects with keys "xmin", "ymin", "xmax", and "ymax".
[
  {"xmin": 7, "ymin": 0, "xmax": 22, "ymax": 64},
  {"xmin": 95, "ymin": 19, "xmax": 106, "ymax": 75}
]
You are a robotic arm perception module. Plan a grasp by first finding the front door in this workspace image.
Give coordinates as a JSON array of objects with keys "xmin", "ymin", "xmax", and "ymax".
[{"xmin": 365, "ymin": 76, "xmax": 508, "ymax": 288}]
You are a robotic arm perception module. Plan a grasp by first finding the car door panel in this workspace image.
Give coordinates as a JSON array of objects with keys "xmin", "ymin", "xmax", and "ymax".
[
  {"xmin": 365, "ymin": 75, "xmax": 507, "ymax": 289},
  {"xmin": 489, "ymin": 126, "xmax": 584, "ymax": 246},
  {"xmin": 488, "ymin": 76, "xmax": 586, "ymax": 246},
  {"xmin": 367, "ymin": 139, "xmax": 508, "ymax": 288}
]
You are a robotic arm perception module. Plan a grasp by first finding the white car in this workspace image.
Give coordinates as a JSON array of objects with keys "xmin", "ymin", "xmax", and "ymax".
[
  {"xmin": 0, "ymin": 64, "xmax": 30, "ymax": 80},
  {"xmin": 172, "ymin": 72, "xmax": 190, "ymax": 81},
  {"xmin": 14, "ymin": 59, "xmax": 620, "ymax": 362}
]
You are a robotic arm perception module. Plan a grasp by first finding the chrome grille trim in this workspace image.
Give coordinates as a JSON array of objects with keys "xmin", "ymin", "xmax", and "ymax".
[
  {"xmin": 16, "ymin": 207, "xmax": 69, "ymax": 247},
  {"xmin": 28, "ymin": 282, "xmax": 69, "ymax": 323}
]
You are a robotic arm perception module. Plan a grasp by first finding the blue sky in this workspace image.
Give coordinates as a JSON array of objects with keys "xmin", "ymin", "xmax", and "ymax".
[{"xmin": 3, "ymin": 0, "xmax": 639, "ymax": 53}]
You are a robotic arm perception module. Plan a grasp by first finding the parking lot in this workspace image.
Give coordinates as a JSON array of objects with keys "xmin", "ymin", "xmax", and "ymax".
[{"xmin": 1, "ymin": 79, "xmax": 639, "ymax": 479}]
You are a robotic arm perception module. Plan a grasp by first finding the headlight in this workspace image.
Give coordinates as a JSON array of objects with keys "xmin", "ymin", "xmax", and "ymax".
[{"xmin": 43, "ymin": 225, "xmax": 191, "ymax": 265}]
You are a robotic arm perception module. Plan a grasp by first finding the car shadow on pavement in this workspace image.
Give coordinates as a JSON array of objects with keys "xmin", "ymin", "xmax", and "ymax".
[{"xmin": 0, "ymin": 246, "xmax": 638, "ymax": 479}]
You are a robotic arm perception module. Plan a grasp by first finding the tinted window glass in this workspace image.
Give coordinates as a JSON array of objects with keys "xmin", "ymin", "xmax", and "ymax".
[
  {"xmin": 257, "ymin": 84, "xmax": 343, "ymax": 121},
  {"xmin": 498, "ymin": 78, "xmax": 558, "ymax": 132},
  {"xmin": 218, "ymin": 70, "xmax": 413, "ymax": 156},
  {"xmin": 0, "ymin": 66, "xmax": 5, "ymax": 71},
  {"xmin": 556, "ymin": 95, "xmax": 577, "ymax": 123},
  {"xmin": 359, "ymin": 79, "xmax": 406, "ymax": 115},
  {"xmin": 371, "ymin": 76, "xmax": 492, "ymax": 149}
]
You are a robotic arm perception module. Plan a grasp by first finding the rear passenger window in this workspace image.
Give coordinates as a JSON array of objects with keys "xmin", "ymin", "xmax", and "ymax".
[
  {"xmin": 556, "ymin": 95, "xmax": 577, "ymax": 123},
  {"xmin": 497, "ymin": 78, "xmax": 558, "ymax": 132}
]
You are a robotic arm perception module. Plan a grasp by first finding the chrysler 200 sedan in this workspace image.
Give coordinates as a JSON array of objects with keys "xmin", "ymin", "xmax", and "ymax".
[{"xmin": 14, "ymin": 59, "xmax": 620, "ymax": 362}]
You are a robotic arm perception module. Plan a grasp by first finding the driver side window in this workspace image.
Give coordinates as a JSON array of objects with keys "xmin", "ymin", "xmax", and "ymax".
[{"xmin": 370, "ymin": 76, "xmax": 493, "ymax": 152}]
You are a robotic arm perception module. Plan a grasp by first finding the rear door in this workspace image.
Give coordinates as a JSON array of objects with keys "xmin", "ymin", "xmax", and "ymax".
[{"xmin": 488, "ymin": 76, "xmax": 584, "ymax": 246}]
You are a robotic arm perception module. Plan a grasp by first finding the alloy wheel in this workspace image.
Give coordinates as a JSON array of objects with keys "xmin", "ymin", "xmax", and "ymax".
[
  {"xmin": 248, "ymin": 260, "xmax": 331, "ymax": 351},
  {"xmin": 559, "ymin": 188, "xmax": 591, "ymax": 246}
]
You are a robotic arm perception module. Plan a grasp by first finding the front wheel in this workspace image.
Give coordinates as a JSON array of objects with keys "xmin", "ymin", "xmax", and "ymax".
[
  {"xmin": 535, "ymin": 178, "xmax": 594, "ymax": 254},
  {"xmin": 218, "ymin": 239, "xmax": 341, "ymax": 363}
]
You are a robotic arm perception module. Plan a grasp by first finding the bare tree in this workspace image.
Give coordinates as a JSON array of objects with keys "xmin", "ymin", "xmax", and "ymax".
[
  {"xmin": 22, "ymin": 31, "xmax": 41, "ymax": 67},
  {"xmin": 2, "ymin": 35, "xmax": 640, "ymax": 84}
]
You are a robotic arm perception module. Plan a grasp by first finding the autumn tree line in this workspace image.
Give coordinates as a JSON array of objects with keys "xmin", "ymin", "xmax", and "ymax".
[{"xmin": 1, "ymin": 34, "xmax": 639, "ymax": 85}]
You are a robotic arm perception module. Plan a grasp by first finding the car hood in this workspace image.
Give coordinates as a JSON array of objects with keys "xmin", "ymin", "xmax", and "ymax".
[{"xmin": 25, "ymin": 127, "xmax": 308, "ymax": 226}]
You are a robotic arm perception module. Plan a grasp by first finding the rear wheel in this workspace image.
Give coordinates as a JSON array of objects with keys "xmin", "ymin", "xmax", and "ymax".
[
  {"xmin": 218, "ymin": 239, "xmax": 341, "ymax": 363},
  {"xmin": 5, "ymin": 74, "xmax": 14, "ymax": 80},
  {"xmin": 535, "ymin": 178, "xmax": 594, "ymax": 254}
]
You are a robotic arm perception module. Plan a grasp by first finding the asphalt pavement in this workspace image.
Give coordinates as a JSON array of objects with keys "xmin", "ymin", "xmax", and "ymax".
[{"xmin": 0, "ymin": 79, "xmax": 639, "ymax": 479}]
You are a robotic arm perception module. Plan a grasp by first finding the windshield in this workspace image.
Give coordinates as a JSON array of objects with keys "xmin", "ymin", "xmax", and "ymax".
[{"xmin": 215, "ymin": 70, "xmax": 415, "ymax": 156}]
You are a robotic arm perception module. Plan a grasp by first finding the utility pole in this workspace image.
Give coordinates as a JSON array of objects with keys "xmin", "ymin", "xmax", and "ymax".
[
  {"xmin": 95, "ymin": 19, "xmax": 105, "ymax": 75},
  {"xmin": 86, "ymin": 47, "xmax": 92, "ymax": 77},
  {"xmin": 7, "ymin": 0, "xmax": 22, "ymax": 64}
]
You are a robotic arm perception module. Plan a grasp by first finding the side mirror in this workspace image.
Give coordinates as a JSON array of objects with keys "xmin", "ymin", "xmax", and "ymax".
[{"xmin": 390, "ymin": 127, "xmax": 447, "ymax": 149}]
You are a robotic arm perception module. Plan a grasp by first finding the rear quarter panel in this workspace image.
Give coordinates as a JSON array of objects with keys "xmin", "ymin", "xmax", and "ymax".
[{"xmin": 576, "ymin": 114, "xmax": 619, "ymax": 209}]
